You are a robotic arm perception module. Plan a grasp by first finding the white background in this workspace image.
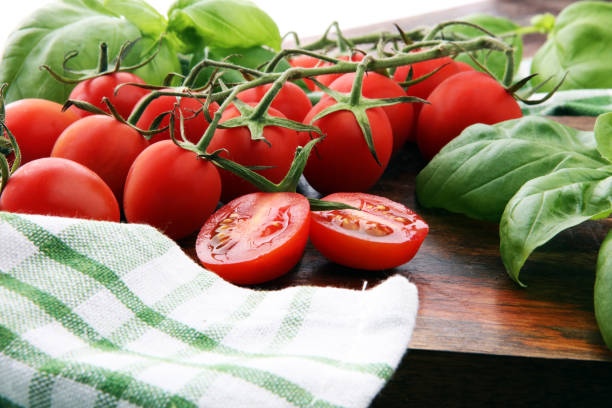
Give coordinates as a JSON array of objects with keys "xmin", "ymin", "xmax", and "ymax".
[{"xmin": 0, "ymin": 0, "xmax": 480, "ymax": 53}]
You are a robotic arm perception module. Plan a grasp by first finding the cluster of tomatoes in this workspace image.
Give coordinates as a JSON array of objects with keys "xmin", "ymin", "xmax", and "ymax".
[{"xmin": 0, "ymin": 49, "xmax": 522, "ymax": 285}]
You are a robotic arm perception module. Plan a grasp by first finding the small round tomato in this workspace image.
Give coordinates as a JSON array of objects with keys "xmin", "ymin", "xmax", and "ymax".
[
  {"xmin": 323, "ymin": 72, "xmax": 414, "ymax": 153},
  {"xmin": 310, "ymin": 193, "xmax": 428, "ymax": 270},
  {"xmin": 123, "ymin": 140, "xmax": 221, "ymax": 240},
  {"xmin": 393, "ymin": 56, "xmax": 468, "ymax": 101},
  {"xmin": 69, "ymin": 72, "xmax": 150, "ymax": 119},
  {"xmin": 207, "ymin": 104, "xmax": 300, "ymax": 203},
  {"xmin": 237, "ymin": 81, "xmax": 312, "ymax": 123},
  {"xmin": 416, "ymin": 71, "xmax": 522, "ymax": 160},
  {"xmin": 4, "ymin": 99, "xmax": 79, "ymax": 164},
  {"xmin": 0, "ymin": 157, "xmax": 119, "ymax": 221},
  {"xmin": 135, "ymin": 93, "xmax": 219, "ymax": 145},
  {"xmin": 301, "ymin": 99, "xmax": 393, "ymax": 195},
  {"xmin": 196, "ymin": 192, "xmax": 310, "ymax": 285},
  {"xmin": 51, "ymin": 115, "xmax": 149, "ymax": 202}
]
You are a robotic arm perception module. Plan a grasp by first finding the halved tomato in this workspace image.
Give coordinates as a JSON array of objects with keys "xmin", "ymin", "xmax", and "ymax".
[
  {"xmin": 195, "ymin": 192, "xmax": 310, "ymax": 285},
  {"xmin": 310, "ymin": 193, "xmax": 428, "ymax": 270}
]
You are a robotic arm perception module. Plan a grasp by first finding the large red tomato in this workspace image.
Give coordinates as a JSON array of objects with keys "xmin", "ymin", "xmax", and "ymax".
[
  {"xmin": 207, "ymin": 104, "xmax": 300, "ymax": 203},
  {"xmin": 196, "ymin": 192, "xmax": 310, "ymax": 285},
  {"xmin": 51, "ymin": 115, "xmax": 149, "ymax": 202},
  {"xmin": 310, "ymin": 193, "xmax": 428, "ymax": 270},
  {"xmin": 323, "ymin": 72, "xmax": 414, "ymax": 152},
  {"xmin": 4, "ymin": 99, "xmax": 79, "ymax": 164},
  {"xmin": 416, "ymin": 71, "xmax": 522, "ymax": 160},
  {"xmin": 123, "ymin": 140, "xmax": 221, "ymax": 240},
  {"xmin": 301, "ymin": 99, "xmax": 392, "ymax": 195},
  {"xmin": 0, "ymin": 157, "xmax": 119, "ymax": 221}
]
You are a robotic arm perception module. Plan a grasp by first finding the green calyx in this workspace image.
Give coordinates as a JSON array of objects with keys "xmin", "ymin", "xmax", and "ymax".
[
  {"xmin": 0, "ymin": 84, "xmax": 21, "ymax": 194},
  {"xmin": 41, "ymin": 39, "xmax": 162, "ymax": 85},
  {"xmin": 309, "ymin": 57, "xmax": 425, "ymax": 165}
]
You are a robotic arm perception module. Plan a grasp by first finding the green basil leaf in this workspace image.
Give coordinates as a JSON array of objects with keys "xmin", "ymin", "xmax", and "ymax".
[
  {"xmin": 500, "ymin": 166, "xmax": 612, "ymax": 286},
  {"xmin": 594, "ymin": 112, "xmax": 612, "ymax": 163},
  {"xmin": 167, "ymin": 0, "xmax": 281, "ymax": 53},
  {"xmin": 452, "ymin": 14, "xmax": 523, "ymax": 81},
  {"xmin": 595, "ymin": 229, "xmax": 612, "ymax": 351},
  {"xmin": 103, "ymin": 0, "xmax": 167, "ymax": 37},
  {"xmin": 531, "ymin": 1, "xmax": 612, "ymax": 91},
  {"xmin": 0, "ymin": 0, "xmax": 180, "ymax": 103},
  {"xmin": 416, "ymin": 116, "xmax": 608, "ymax": 222}
]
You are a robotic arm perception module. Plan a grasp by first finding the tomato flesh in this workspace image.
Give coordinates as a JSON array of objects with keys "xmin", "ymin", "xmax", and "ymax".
[
  {"xmin": 310, "ymin": 193, "xmax": 428, "ymax": 270},
  {"xmin": 196, "ymin": 192, "xmax": 310, "ymax": 285}
]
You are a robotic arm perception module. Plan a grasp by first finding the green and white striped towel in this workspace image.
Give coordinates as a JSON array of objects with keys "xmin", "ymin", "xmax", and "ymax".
[{"xmin": 0, "ymin": 211, "xmax": 418, "ymax": 408}]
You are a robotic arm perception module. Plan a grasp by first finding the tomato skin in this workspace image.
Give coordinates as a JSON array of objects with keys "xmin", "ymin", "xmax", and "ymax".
[
  {"xmin": 4, "ymin": 99, "xmax": 79, "ymax": 164},
  {"xmin": 51, "ymin": 115, "xmax": 149, "ymax": 202},
  {"xmin": 135, "ymin": 93, "xmax": 219, "ymax": 145},
  {"xmin": 0, "ymin": 157, "xmax": 119, "ymax": 221},
  {"xmin": 207, "ymin": 104, "xmax": 300, "ymax": 203},
  {"xmin": 289, "ymin": 55, "xmax": 320, "ymax": 91},
  {"xmin": 196, "ymin": 192, "xmax": 310, "ymax": 285},
  {"xmin": 310, "ymin": 193, "xmax": 428, "ymax": 270},
  {"xmin": 416, "ymin": 71, "xmax": 522, "ymax": 160},
  {"xmin": 123, "ymin": 140, "xmax": 221, "ymax": 240},
  {"xmin": 236, "ymin": 81, "xmax": 312, "ymax": 122},
  {"xmin": 323, "ymin": 72, "xmax": 414, "ymax": 153},
  {"xmin": 301, "ymin": 99, "xmax": 393, "ymax": 195},
  {"xmin": 69, "ymin": 72, "xmax": 149, "ymax": 119}
]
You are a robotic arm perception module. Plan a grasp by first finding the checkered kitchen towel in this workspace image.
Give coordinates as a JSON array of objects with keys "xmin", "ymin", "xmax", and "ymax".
[{"xmin": 0, "ymin": 211, "xmax": 418, "ymax": 408}]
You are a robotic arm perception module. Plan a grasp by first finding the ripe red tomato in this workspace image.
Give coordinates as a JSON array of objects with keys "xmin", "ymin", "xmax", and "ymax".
[
  {"xmin": 207, "ymin": 104, "xmax": 300, "ymax": 203},
  {"xmin": 323, "ymin": 72, "xmax": 414, "ymax": 153},
  {"xmin": 135, "ymin": 93, "xmax": 219, "ymax": 144},
  {"xmin": 123, "ymin": 140, "xmax": 221, "ymax": 240},
  {"xmin": 196, "ymin": 192, "xmax": 310, "ymax": 285},
  {"xmin": 69, "ymin": 72, "xmax": 150, "ymax": 119},
  {"xmin": 289, "ymin": 55, "xmax": 320, "ymax": 91},
  {"xmin": 310, "ymin": 193, "xmax": 428, "ymax": 270},
  {"xmin": 236, "ymin": 81, "xmax": 312, "ymax": 122},
  {"xmin": 0, "ymin": 157, "xmax": 119, "ymax": 221},
  {"xmin": 416, "ymin": 71, "xmax": 522, "ymax": 160},
  {"xmin": 4, "ymin": 99, "xmax": 79, "ymax": 164},
  {"xmin": 51, "ymin": 115, "xmax": 149, "ymax": 202},
  {"xmin": 301, "ymin": 99, "xmax": 393, "ymax": 195}
]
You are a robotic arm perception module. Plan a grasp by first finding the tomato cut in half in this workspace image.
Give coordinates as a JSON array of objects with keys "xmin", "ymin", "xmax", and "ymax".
[
  {"xmin": 196, "ymin": 192, "xmax": 310, "ymax": 285},
  {"xmin": 310, "ymin": 193, "xmax": 428, "ymax": 270}
]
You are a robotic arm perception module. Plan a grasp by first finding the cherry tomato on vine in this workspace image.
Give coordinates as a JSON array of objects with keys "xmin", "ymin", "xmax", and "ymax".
[
  {"xmin": 135, "ymin": 93, "xmax": 219, "ymax": 144},
  {"xmin": 207, "ymin": 104, "xmax": 300, "ymax": 203},
  {"xmin": 0, "ymin": 157, "xmax": 119, "ymax": 221},
  {"xmin": 310, "ymin": 193, "xmax": 428, "ymax": 270},
  {"xmin": 123, "ymin": 140, "xmax": 221, "ymax": 240},
  {"xmin": 69, "ymin": 72, "xmax": 150, "ymax": 119},
  {"xmin": 196, "ymin": 192, "xmax": 310, "ymax": 285},
  {"xmin": 4, "ymin": 99, "xmax": 79, "ymax": 164},
  {"xmin": 323, "ymin": 72, "xmax": 414, "ymax": 153},
  {"xmin": 416, "ymin": 70, "xmax": 522, "ymax": 160},
  {"xmin": 236, "ymin": 81, "xmax": 312, "ymax": 122},
  {"xmin": 301, "ymin": 99, "xmax": 393, "ymax": 195},
  {"xmin": 51, "ymin": 115, "xmax": 149, "ymax": 202}
]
